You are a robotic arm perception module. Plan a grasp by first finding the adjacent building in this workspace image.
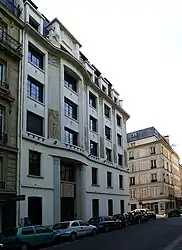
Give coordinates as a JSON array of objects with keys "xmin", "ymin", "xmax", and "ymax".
[
  {"xmin": 18, "ymin": 0, "xmax": 130, "ymax": 225},
  {"xmin": 128, "ymin": 127, "xmax": 181, "ymax": 214},
  {"xmin": 0, "ymin": 0, "xmax": 23, "ymax": 230}
]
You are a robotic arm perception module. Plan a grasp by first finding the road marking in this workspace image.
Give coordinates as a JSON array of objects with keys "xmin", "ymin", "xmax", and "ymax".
[{"xmin": 164, "ymin": 235, "xmax": 182, "ymax": 250}]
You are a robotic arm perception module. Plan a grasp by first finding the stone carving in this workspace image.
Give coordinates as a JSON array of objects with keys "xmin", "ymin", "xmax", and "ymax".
[
  {"xmin": 100, "ymin": 137, "xmax": 105, "ymax": 158},
  {"xmin": 16, "ymin": 0, "xmax": 24, "ymax": 19},
  {"xmin": 113, "ymin": 144, "xmax": 117, "ymax": 163},
  {"xmin": 47, "ymin": 26, "xmax": 60, "ymax": 46},
  {"xmin": 48, "ymin": 109, "xmax": 59, "ymax": 139},
  {"xmin": 48, "ymin": 54, "xmax": 60, "ymax": 67}
]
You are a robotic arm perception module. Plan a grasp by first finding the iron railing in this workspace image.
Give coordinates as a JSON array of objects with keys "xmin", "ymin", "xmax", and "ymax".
[
  {"xmin": 0, "ymin": 0, "xmax": 20, "ymax": 17},
  {"xmin": 0, "ymin": 133, "xmax": 7, "ymax": 145},
  {"xmin": 0, "ymin": 27, "xmax": 22, "ymax": 56},
  {"xmin": 0, "ymin": 80, "xmax": 9, "ymax": 90}
]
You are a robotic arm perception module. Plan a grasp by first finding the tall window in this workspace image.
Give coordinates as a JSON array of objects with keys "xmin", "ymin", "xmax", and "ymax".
[
  {"xmin": 0, "ymin": 157, "xmax": 5, "ymax": 189},
  {"xmin": 108, "ymin": 199, "xmax": 113, "ymax": 216},
  {"xmin": 151, "ymin": 159, "xmax": 157, "ymax": 169},
  {"xmin": 27, "ymin": 111, "xmax": 44, "ymax": 136},
  {"xmin": 0, "ymin": 107, "xmax": 4, "ymax": 136},
  {"xmin": 104, "ymin": 104, "xmax": 110, "ymax": 118},
  {"xmin": 92, "ymin": 167, "xmax": 98, "ymax": 185},
  {"xmin": 119, "ymin": 175, "xmax": 123, "ymax": 189},
  {"xmin": 106, "ymin": 148, "xmax": 112, "ymax": 162},
  {"xmin": 105, "ymin": 126, "xmax": 111, "ymax": 140},
  {"xmin": 151, "ymin": 173, "xmax": 157, "ymax": 182},
  {"xmin": 89, "ymin": 116, "xmax": 97, "ymax": 132},
  {"xmin": 29, "ymin": 16, "xmax": 39, "ymax": 31},
  {"xmin": 0, "ymin": 63, "xmax": 4, "ymax": 85},
  {"xmin": 120, "ymin": 200, "xmax": 124, "ymax": 214},
  {"xmin": 29, "ymin": 150, "xmax": 41, "ymax": 176},
  {"xmin": 27, "ymin": 76, "xmax": 43, "ymax": 103},
  {"xmin": 89, "ymin": 92, "xmax": 97, "ymax": 109},
  {"xmin": 92, "ymin": 199, "xmax": 99, "ymax": 218},
  {"xmin": 129, "ymin": 151, "xmax": 134, "ymax": 160},
  {"xmin": 116, "ymin": 114, "xmax": 121, "ymax": 126},
  {"xmin": 28, "ymin": 43, "xmax": 44, "ymax": 69},
  {"xmin": 64, "ymin": 71, "xmax": 77, "ymax": 92},
  {"xmin": 130, "ymin": 177, "xmax": 135, "ymax": 185},
  {"xmin": 118, "ymin": 154, "xmax": 123, "ymax": 166},
  {"xmin": 107, "ymin": 171, "xmax": 112, "ymax": 187},
  {"xmin": 64, "ymin": 98, "xmax": 77, "ymax": 120},
  {"xmin": 64, "ymin": 127, "xmax": 78, "ymax": 145},
  {"xmin": 150, "ymin": 146, "xmax": 156, "ymax": 155},
  {"xmin": 60, "ymin": 164, "xmax": 75, "ymax": 182},
  {"xmin": 90, "ymin": 140, "xmax": 98, "ymax": 156},
  {"xmin": 117, "ymin": 134, "xmax": 122, "ymax": 146}
]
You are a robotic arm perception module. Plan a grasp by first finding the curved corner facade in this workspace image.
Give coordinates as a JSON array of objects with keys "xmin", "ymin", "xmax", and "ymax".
[{"xmin": 19, "ymin": 1, "xmax": 130, "ymax": 226}]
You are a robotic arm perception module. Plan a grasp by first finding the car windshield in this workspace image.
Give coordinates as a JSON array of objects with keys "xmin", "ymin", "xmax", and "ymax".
[{"xmin": 53, "ymin": 222, "xmax": 70, "ymax": 230}]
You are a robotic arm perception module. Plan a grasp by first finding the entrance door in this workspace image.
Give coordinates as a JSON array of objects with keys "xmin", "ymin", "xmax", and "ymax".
[
  {"xmin": 61, "ymin": 198, "xmax": 74, "ymax": 221},
  {"xmin": 28, "ymin": 197, "xmax": 42, "ymax": 225}
]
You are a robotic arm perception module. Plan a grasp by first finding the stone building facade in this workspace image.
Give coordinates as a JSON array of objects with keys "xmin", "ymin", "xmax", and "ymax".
[
  {"xmin": 128, "ymin": 127, "xmax": 181, "ymax": 214},
  {"xmin": 0, "ymin": 0, "xmax": 23, "ymax": 230}
]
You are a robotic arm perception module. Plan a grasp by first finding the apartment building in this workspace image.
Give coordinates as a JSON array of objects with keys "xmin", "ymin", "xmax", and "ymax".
[
  {"xmin": 18, "ymin": 0, "xmax": 130, "ymax": 226},
  {"xmin": 0, "ymin": 0, "xmax": 24, "ymax": 230},
  {"xmin": 127, "ymin": 127, "xmax": 181, "ymax": 214}
]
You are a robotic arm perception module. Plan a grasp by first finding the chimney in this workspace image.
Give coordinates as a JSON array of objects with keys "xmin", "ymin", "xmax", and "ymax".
[{"xmin": 164, "ymin": 135, "xmax": 169, "ymax": 143}]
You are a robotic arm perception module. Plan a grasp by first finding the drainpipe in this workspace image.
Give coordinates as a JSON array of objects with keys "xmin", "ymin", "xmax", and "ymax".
[{"xmin": 16, "ymin": 25, "xmax": 25, "ymax": 227}]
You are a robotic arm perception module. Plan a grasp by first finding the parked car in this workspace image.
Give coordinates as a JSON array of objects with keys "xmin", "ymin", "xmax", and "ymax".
[
  {"xmin": 127, "ymin": 212, "xmax": 141, "ymax": 225},
  {"xmin": 88, "ymin": 216, "xmax": 119, "ymax": 233},
  {"xmin": 134, "ymin": 209, "xmax": 149, "ymax": 222},
  {"xmin": 113, "ymin": 214, "xmax": 129, "ymax": 227},
  {"xmin": 144, "ymin": 209, "xmax": 156, "ymax": 220},
  {"xmin": 53, "ymin": 220, "xmax": 97, "ymax": 241},
  {"xmin": 168, "ymin": 209, "xmax": 181, "ymax": 217},
  {"xmin": 0, "ymin": 225, "xmax": 59, "ymax": 249}
]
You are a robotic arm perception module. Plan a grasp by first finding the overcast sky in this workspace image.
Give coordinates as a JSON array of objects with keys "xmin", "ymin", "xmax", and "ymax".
[{"xmin": 34, "ymin": 0, "xmax": 182, "ymax": 157}]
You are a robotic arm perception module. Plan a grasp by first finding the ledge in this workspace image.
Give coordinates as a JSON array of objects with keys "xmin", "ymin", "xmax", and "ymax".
[{"xmin": 27, "ymin": 175, "xmax": 44, "ymax": 179}]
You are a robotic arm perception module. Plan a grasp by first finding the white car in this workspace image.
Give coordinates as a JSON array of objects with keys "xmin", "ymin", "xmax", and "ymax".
[{"xmin": 53, "ymin": 220, "xmax": 97, "ymax": 241}]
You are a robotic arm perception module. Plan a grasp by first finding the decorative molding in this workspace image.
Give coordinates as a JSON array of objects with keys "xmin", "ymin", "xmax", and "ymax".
[
  {"xmin": 48, "ymin": 109, "xmax": 59, "ymax": 139},
  {"xmin": 48, "ymin": 54, "xmax": 60, "ymax": 67}
]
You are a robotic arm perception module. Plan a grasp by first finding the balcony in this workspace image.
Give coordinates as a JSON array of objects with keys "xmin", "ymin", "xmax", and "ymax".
[
  {"xmin": 0, "ymin": 133, "xmax": 7, "ymax": 145},
  {"xmin": 0, "ymin": 27, "xmax": 22, "ymax": 58},
  {"xmin": 0, "ymin": 0, "xmax": 20, "ymax": 17}
]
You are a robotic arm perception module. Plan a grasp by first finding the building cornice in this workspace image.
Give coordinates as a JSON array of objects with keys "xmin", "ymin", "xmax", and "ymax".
[{"xmin": 25, "ymin": 23, "xmax": 130, "ymax": 120}]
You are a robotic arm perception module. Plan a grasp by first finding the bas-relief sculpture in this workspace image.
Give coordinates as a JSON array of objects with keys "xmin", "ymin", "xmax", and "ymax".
[
  {"xmin": 47, "ymin": 26, "xmax": 60, "ymax": 47},
  {"xmin": 48, "ymin": 109, "xmax": 59, "ymax": 139},
  {"xmin": 48, "ymin": 54, "xmax": 60, "ymax": 67},
  {"xmin": 16, "ymin": 0, "xmax": 24, "ymax": 19}
]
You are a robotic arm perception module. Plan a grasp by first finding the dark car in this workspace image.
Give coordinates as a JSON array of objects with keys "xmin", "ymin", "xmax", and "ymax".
[
  {"xmin": 88, "ymin": 216, "xmax": 119, "ymax": 232},
  {"xmin": 113, "ymin": 214, "xmax": 129, "ymax": 227},
  {"xmin": 168, "ymin": 209, "xmax": 180, "ymax": 217},
  {"xmin": 126, "ymin": 212, "xmax": 139, "ymax": 225},
  {"xmin": 145, "ymin": 209, "xmax": 156, "ymax": 220}
]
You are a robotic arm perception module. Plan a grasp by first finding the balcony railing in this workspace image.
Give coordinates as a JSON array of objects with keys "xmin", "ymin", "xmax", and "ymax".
[
  {"xmin": 0, "ymin": 27, "xmax": 22, "ymax": 57},
  {"xmin": 0, "ymin": 80, "xmax": 9, "ymax": 91},
  {"xmin": 0, "ymin": 0, "xmax": 20, "ymax": 17},
  {"xmin": 0, "ymin": 133, "xmax": 7, "ymax": 145}
]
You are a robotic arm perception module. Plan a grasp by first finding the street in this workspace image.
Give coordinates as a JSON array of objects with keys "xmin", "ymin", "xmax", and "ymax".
[{"xmin": 44, "ymin": 218, "xmax": 182, "ymax": 250}]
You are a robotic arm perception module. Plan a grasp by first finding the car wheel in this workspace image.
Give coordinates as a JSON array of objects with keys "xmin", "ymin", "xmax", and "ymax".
[
  {"xmin": 70, "ymin": 232, "xmax": 76, "ymax": 241},
  {"xmin": 91, "ymin": 229, "xmax": 97, "ymax": 236},
  {"xmin": 105, "ymin": 227, "xmax": 109, "ymax": 233}
]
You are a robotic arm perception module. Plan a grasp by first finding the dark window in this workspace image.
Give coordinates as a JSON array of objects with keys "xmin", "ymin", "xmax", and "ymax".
[
  {"xmin": 53, "ymin": 222, "xmax": 70, "ymax": 229},
  {"xmin": 90, "ymin": 116, "xmax": 97, "ymax": 132},
  {"xmin": 89, "ymin": 92, "xmax": 97, "ymax": 109},
  {"xmin": 92, "ymin": 199, "xmax": 99, "ymax": 217},
  {"xmin": 1, "ymin": 228, "xmax": 18, "ymax": 237},
  {"xmin": 92, "ymin": 167, "xmax": 98, "ymax": 185},
  {"xmin": 27, "ymin": 76, "xmax": 43, "ymax": 103},
  {"xmin": 107, "ymin": 171, "xmax": 112, "ymax": 187},
  {"xmin": 64, "ymin": 71, "xmax": 77, "ymax": 92},
  {"xmin": 118, "ymin": 154, "xmax": 123, "ymax": 166},
  {"xmin": 64, "ymin": 127, "xmax": 78, "ymax": 145},
  {"xmin": 102, "ymin": 85, "xmax": 106, "ymax": 92},
  {"xmin": 71, "ymin": 221, "xmax": 79, "ymax": 227},
  {"xmin": 79, "ymin": 221, "xmax": 87, "ymax": 226},
  {"xmin": 117, "ymin": 134, "xmax": 122, "ymax": 146},
  {"xmin": 119, "ymin": 175, "xmax": 123, "ymax": 189},
  {"xmin": 130, "ymin": 177, "xmax": 135, "ymax": 185},
  {"xmin": 29, "ymin": 150, "xmax": 41, "ymax": 177},
  {"xmin": 21, "ymin": 227, "xmax": 35, "ymax": 235},
  {"xmin": 28, "ymin": 43, "xmax": 44, "ymax": 69},
  {"xmin": 151, "ymin": 173, "xmax": 157, "ymax": 182},
  {"xmin": 104, "ymin": 104, "xmax": 110, "ymax": 118},
  {"xmin": 151, "ymin": 159, "xmax": 157, "ymax": 169},
  {"xmin": 105, "ymin": 126, "xmax": 111, "ymax": 140},
  {"xmin": 90, "ymin": 140, "xmax": 98, "ymax": 156},
  {"xmin": 150, "ymin": 146, "xmax": 156, "ymax": 155},
  {"xmin": 34, "ymin": 226, "xmax": 52, "ymax": 234},
  {"xmin": 116, "ymin": 114, "xmax": 121, "ymax": 126},
  {"xmin": 114, "ymin": 97, "xmax": 117, "ymax": 103},
  {"xmin": 0, "ymin": 63, "xmax": 4, "ymax": 84},
  {"xmin": 120, "ymin": 200, "xmax": 125, "ymax": 213},
  {"xmin": 106, "ymin": 148, "xmax": 112, "ymax": 162},
  {"xmin": 27, "ymin": 111, "xmax": 44, "ymax": 136},
  {"xmin": 60, "ymin": 164, "xmax": 75, "ymax": 182},
  {"xmin": 0, "ymin": 106, "xmax": 5, "ymax": 135},
  {"xmin": 108, "ymin": 200, "xmax": 113, "ymax": 216},
  {"xmin": 29, "ymin": 16, "xmax": 39, "ymax": 31},
  {"xmin": 64, "ymin": 98, "xmax": 77, "ymax": 120}
]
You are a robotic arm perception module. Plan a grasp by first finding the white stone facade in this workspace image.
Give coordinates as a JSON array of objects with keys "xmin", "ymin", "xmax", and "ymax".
[{"xmin": 18, "ymin": 0, "xmax": 130, "ymax": 226}]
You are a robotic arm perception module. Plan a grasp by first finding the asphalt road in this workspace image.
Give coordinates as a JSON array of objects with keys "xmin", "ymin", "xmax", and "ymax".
[{"xmin": 45, "ymin": 218, "xmax": 182, "ymax": 250}]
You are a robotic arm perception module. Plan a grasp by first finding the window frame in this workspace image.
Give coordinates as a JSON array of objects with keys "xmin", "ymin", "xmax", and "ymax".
[
  {"xmin": 92, "ymin": 167, "xmax": 98, "ymax": 185},
  {"xmin": 107, "ymin": 171, "xmax": 112, "ymax": 187},
  {"xmin": 28, "ymin": 43, "xmax": 44, "ymax": 70},
  {"xmin": 64, "ymin": 127, "xmax": 78, "ymax": 146},
  {"xmin": 117, "ymin": 134, "xmax": 122, "ymax": 146},
  {"xmin": 105, "ymin": 126, "xmax": 111, "ymax": 140},
  {"xmin": 118, "ymin": 154, "xmax": 123, "ymax": 166},
  {"xmin": 89, "ymin": 92, "xmax": 97, "ymax": 109},
  {"xmin": 27, "ymin": 111, "xmax": 44, "ymax": 137},
  {"xmin": 89, "ymin": 116, "xmax": 97, "ymax": 132},
  {"xmin": 104, "ymin": 104, "xmax": 110, "ymax": 119},
  {"xmin": 106, "ymin": 148, "xmax": 112, "ymax": 162},
  {"xmin": 90, "ymin": 140, "xmax": 98, "ymax": 156},
  {"xmin": 27, "ymin": 76, "xmax": 44, "ymax": 103},
  {"xmin": 28, "ymin": 150, "xmax": 41, "ymax": 177},
  {"xmin": 64, "ymin": 97, "xmax": 77, "ymax": 120},
  {"xmin": 116, "ymin": 114, "xmax": 121, "ymax": 127},
  {"xmin": 119, "ymin": 175, "xmax": 123, "ymax": 189}
]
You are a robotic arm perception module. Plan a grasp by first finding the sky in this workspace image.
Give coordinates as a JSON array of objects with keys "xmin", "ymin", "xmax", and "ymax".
[{"xmin": 34, "ymin": 0, "xmax": 182, "ymax": 157}]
